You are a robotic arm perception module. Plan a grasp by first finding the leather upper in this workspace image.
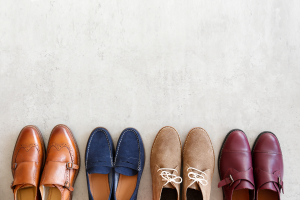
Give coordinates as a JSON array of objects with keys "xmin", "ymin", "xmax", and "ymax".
[
  {"xmin": 218, "ymin": 130, "xmax": 255, "ymax": 200},
  {"xmin": 150, "ymin": 126, "xmax": 181, "ymax": 200},
  {"xmin": 182, "ymin": 128, "xmax": 215, "ymax": 200},
  {"xmin": 39, "ymin": 124, "xmax": 80, "ymax": 200},
  {"xmin": 11, "ymin": 125, "xmax": 45, "ymax": 200},
  {"xmin": 252, "ymin": 132, "xmax": 284, "ymax": 199}
]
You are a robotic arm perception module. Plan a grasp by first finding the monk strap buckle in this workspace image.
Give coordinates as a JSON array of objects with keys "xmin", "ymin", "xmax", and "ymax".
[
  {"xmin": 66, "ymin": 162, "xmax": 73, "ymax": 169},
  {"xmin": 218, "ymin": 168, "xmax": 254, "ymax": 189},
  {"xmin": 229, "ymin": 174, "xmax": 234, "ymax": 186},
  {"xmin": 12, "ymin": 163, "xmax": 17, "ymax": 169},
  {"xmin": 64, "ymin": 181, "xmax": 70, "ymax": 189},
  {"xmin": 10, "ymin": 181, "xmax": 14, "ymax": 189},
  {"xmin": 278, "ymin": 176, "xmax": 284, "ymax": 191}
]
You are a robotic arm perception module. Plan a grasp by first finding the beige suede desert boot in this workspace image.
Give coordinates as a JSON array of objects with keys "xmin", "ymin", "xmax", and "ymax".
[
  {"xmin": 150, "ymin": 126, "xmax": 182, "ymax": 200},
  {"xmin": 182, "ymin": 127, "xmax": 215, "ymax": 200}
]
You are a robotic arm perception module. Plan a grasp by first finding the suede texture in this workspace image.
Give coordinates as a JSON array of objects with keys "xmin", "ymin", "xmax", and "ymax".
[
  {"xmin": 113, "ymin": 128, "xmax": 145, "ymax": 200},
  {"xmin": 150, "ymin": 126, "xmax": 182, "ymax": 200},
  {"xmin": 85, "ymin": 127, "xmax": 114, "ymax": 200},
  {"xmin": 182, "ymin": 127, "xmax": 215, "ymax": 200}
]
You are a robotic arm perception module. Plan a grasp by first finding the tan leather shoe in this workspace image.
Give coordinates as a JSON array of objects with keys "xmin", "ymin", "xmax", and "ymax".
[
  {"xmin": 182, "ymin": 128, "xmax": 215, "ymax": 200},
  {"xmin": 11, "ymin": 125, "xmax": 45, "ymax": 200},
  {"xmin": 39, "ymin": 124, "xmax": 80, "ymax": 200},
  {"xmin": 150, "ymin": 126, "xmax": 182, "ymax": 200}
]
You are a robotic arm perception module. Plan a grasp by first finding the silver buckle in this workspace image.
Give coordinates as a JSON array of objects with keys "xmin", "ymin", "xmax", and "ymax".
[
  {"xmin": 66, "ymin": 162, "xmax": 73, "ymax": 169},
  {"xmin": 64, "ymin": 181, "xmax": 70, "ymax": 189},
  {"xmin": 278, "ymin": 176, "xmax": 282, "ymax": 186},
  {"xmin": 229, "ymin": 174, "xmax": 234, "ymax": 186},
  {"xmin": 13, "ymin": 163, "xmax": 17, "ymax": 169}
]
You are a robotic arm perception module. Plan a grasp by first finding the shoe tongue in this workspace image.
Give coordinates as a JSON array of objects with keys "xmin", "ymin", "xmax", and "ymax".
[
  {"xmin": 115, "ymin": 166, "xmax": 137, "ymax": 176},
  {"xmin": 163, "ymin": 183, "xmax": 175, "ymax": 189},
  {"xmin": 235, "ymin": 180, "xmax": 254, "ymax": 190},
  {"xmin": 160, "ymin": 168, "xmax": 180, "ymax": 190},
  {"xmin": 188, "ymin": 182, "xmax": 200, "ymax": 191},
  {"xmin": 87, "ymin": 166, "xmax": 111, "ymax": 175},
  {"xmin": 260, "ymin": 182, "xmax": 277, "ymax": 192}
]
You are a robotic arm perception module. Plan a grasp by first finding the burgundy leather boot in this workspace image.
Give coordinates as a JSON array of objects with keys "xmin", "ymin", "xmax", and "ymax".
[
  {"xmin": 218, "ymin": 129, "xmax": 255, "ymax": 200},
  {"xmin": 252, "ymin": 132, "xmax": 284, "ymax": 200}
]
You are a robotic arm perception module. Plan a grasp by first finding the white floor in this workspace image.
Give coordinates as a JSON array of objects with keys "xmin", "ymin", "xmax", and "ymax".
[{"xmin": 1, "ymin": 1, "xmax": 299, "ymax": 199}]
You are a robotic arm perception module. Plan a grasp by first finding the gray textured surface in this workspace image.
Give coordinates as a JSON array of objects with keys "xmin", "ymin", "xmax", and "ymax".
[{"xmin": 0, "ymin": 0, "xmax": 299, "ymax": 199}]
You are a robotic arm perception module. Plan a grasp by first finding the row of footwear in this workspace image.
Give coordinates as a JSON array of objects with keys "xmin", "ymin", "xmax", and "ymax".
[
  {"xmin": 152, "ymin": 127, "xmax": 284, "ymax": 200},
  {"xmin": 10, "ymin": 125, "xmax": 284, "ymax": 200},
  {"xmin": 10, "ymin": 124, "xmax": 144, "ymax": 200}
]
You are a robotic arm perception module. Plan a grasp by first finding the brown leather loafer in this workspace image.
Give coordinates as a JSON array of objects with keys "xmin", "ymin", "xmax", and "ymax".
[
  {"xmin": 218, "ymin": 129, "xmax": 255, "ymax": 200},
  {"xmin": 11, "ymin": 125, "xmax": 45, "ymax": 200},
  {"xmin": 252, "ymin": 132, "xmax": 284, "ymax": 200},
  {"xmin": 39, "ymin": 124, "xmax": 80, "ymax": 200},
  {"xmin": 182, "ymin": 127, "xmax": 215, "ymax": 200},
  {"xmin": 150, "ymin": 126, "xmax": 182, "ymax": 200}
]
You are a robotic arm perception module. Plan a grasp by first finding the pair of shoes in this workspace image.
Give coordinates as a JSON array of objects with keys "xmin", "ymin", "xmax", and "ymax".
[
  {"xmin": 11, "ymin": 124, "xmax": 80, "ymax": 200},
  {"xmin": 218, "ymin": 129, "xmax": 284, "ymax": 200},
  {"xmin": 85, "ymin": 127, "xmax": 145, "ymax": 200},
  {"xmin": 150, "ymin": 126, "xmax": 215, "ymax": 200}
]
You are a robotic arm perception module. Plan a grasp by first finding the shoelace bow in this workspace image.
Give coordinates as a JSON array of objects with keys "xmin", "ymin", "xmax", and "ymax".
[
  {"xmin": 187, "ymin": 167, "xmax": 208, "ymax": 187},
  {"xmin": 157, "ymin": 168, "xmax": 182, "ymax": 186}
]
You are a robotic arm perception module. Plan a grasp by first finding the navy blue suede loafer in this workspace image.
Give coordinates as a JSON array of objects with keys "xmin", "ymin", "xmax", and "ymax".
[
  {"xmin": 113, "ymin": 128, "xmax": 145, "ymax": 200},
  {"xmin": 85, "ymin": 127, "xmax": 114, "ymax": 200}
]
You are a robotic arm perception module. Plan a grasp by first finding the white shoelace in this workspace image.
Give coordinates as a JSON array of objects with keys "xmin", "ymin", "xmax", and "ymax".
[
  {"xmin": 157, "ymin": 168, "xmax": 182, "ymax": 186},
  {"xmin": 187, "ymin": 167, "xmax": 208, "ymax": 187}
]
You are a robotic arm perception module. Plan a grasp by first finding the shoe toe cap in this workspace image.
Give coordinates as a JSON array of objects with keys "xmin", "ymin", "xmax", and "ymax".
[
  {"xmin": 222, "ymin": 129, "xmax": 251, "ymax": 152},
  {"xmin": 253, "ymin": 132, "xmax": 281, "ymax": 154}
]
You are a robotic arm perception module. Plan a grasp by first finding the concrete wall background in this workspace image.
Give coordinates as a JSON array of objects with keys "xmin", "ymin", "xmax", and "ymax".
[{"xmin": 1, "ymin": 0, "xmax": 299, "ymax": 199}]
